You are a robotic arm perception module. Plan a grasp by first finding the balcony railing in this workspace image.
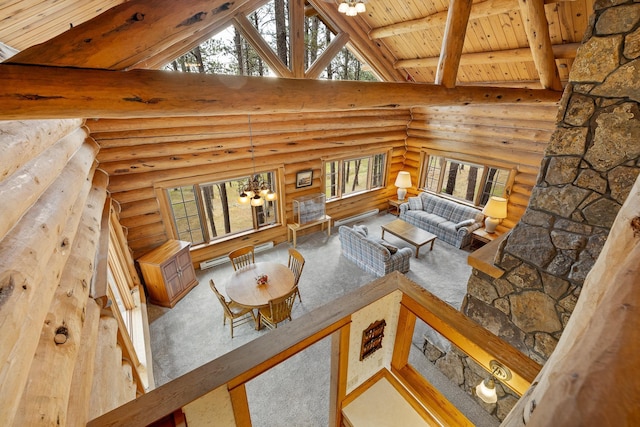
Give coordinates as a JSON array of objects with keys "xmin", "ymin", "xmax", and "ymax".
[{"xmin": 88, "ymin": 272, "xmax": 540, "ymax": 427}]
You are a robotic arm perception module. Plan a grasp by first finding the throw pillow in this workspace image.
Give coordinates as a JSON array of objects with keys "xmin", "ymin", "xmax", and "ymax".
[
  {"xmin": 353, "ymin": 224, "xmax": 368, "ymax": 236},
  {"xmin": 408, "ymin": 196, "xmax": 422, "ymax": 211},
  {"xmin": 454, "ymin": 219, "xmax": 476, "ymax": 230},
  {"xmin": 374, "ymin": 238, "xmax": 398, "ymax": 254}
]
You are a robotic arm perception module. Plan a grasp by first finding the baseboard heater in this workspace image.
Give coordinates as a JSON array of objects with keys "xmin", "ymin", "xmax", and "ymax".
[
  {"xmin": 334, "ymin": 209, "xmax": 379, "ymax": 227},
  {"xmin": 199, "ymin": 241, "xmax": 274, "ymax": 270}
]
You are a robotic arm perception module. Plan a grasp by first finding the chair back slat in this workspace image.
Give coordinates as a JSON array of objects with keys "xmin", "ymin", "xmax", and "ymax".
[
  {"xmin": 261, "ymin": 287, "xmax": 297, "ymax": 328},
  {"xmin": 229, "ymin": 245, "xmax": 255, "ymax": 271},
  {"xmin": 210, "ymin": 279, "xmax": 233, "ymax": 317},
  {"xmin": 287, "ymin": 248, "xmax": 305, "ymax": 286}
]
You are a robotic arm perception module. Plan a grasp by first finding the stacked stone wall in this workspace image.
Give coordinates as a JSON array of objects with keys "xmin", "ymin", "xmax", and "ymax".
[{"xmin": 425, "ymin": 0, "xmax": 640, "ymax": 421}]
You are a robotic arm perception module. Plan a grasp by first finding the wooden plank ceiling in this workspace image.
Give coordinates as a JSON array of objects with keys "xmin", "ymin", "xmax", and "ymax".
[{"xmin": 0, "ymin": 0, "xmax": 592, "ymax": 93}]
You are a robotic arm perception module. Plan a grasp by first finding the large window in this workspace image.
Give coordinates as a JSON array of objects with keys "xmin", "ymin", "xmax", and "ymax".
[
  {"xmin": 422, "ymin": 155, "xmax": 511, "ymax": 206},
  {"xmin": 166, "ymin": 172, "xmax": 278, "ymax": 245},
  {"xmin": 325, "ymin": 153, "xmax": 386, "ymax": 200}
]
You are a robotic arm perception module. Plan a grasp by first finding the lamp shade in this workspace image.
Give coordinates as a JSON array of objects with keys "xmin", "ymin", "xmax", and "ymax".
[
  {"xmin": 482, "ymin": 196, "xmax": 507, "ymax": 219},
  {"xmin": 394, "ymin": 171, "xmax": 412, "ymax": 201},
  {"xmin": 475, "ymin": 378, "xmax": 498, "ymax": 404},
  {"xmin": 482, "ymin": 196, "xmax": 507, "ymax": 233}
]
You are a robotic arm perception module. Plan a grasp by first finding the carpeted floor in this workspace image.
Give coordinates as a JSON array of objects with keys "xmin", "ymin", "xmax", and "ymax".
[{"xmin": 147, "ymin": 212, "xmax": 498, "ymax": 426}]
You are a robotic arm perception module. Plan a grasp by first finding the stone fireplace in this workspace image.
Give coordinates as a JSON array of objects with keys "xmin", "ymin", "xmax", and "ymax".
[{"xmin": 426, "ymin": 0, "xmax": 640, "ymax": 420}]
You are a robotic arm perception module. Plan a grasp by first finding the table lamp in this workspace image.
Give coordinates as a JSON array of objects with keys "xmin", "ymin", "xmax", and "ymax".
[
  {"xmin": 394, "ymin": 171, "xmax": 412, "ymax": 201},
  {"xmin": 482, "ymin": 196, "xmax": 507, "ymax": 233}
]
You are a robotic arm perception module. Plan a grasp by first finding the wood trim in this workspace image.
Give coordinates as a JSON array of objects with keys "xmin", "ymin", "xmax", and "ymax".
[
  {"xmin": 233, "ymin": 14, "xmax": 294, "ymax": 78},
  {"xmin": 391, "ymin": 364, "xmax": 474, "ymax": 427},
  {"xmin": 397, "ymin": 287, "xmax": 541, "ymax": 395},
  {"xmin": 229, "ymin": 384, "xmax": 252, "ymax": 427},
  {"xmin": 390, "ymin": 304, "xmax": 416, "ymax": 370},
  {"xmin": 329, "ymin": 324, "xmax": 350, "ymax": 427},
  {"xmin": 305, "ymin": 32, "xmax": 350, "ymax": 79}
]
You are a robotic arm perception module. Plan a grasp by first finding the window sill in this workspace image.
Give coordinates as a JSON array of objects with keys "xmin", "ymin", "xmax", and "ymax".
[{"xmin": 189, "ymin": 222, "xmax": 283, "ymax": 252}]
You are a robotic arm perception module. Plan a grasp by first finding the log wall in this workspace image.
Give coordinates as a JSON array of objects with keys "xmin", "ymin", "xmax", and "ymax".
[
  {"xmin": 0, "ymin": 119, "xmax": 137, "ymax": 425},
  {"xmin": 406, "ymin": 104, "xmax": 559, "ymax": 232},
  {"xmin": 89, "ymin": 110, "xmax": 413, "ymax": 265}
]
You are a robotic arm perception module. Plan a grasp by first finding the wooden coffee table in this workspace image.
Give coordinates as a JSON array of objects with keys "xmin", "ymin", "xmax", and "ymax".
[{"xmin": 381, "ymin": 219, "xmax": 437, "ymax": 258}]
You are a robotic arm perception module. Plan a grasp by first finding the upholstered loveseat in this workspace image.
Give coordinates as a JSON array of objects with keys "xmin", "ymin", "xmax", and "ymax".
[
  {"xmin": 399, "ymin": 192, "xmax": 484, "ymax": 248},
  {"xmin": 338, "ymin": 225, "xmax": 412, "ymax": 277}
]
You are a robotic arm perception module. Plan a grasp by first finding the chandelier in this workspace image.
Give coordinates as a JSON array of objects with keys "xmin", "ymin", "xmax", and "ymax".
[
  {"xmin": 238, "ymin": 116, "xmax": 277, "ymax": 207},
  {"xmin": 338, "ymin": 0, "xmax": 366, "ymax": 16}
]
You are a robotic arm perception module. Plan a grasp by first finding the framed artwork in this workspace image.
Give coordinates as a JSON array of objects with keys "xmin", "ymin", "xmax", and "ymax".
[{"xmin": 296, "ymin": 169, "xmax": 313, "ymax": 188}]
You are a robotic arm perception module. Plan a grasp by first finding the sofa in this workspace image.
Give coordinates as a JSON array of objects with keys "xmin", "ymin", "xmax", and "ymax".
[
  {"xmin": 338, "ymin": 225, "xmax": 412, "ymax": 277},
  {"xmin": 399, "ymin": 192, "xmax": 484, "ymax": 249}
]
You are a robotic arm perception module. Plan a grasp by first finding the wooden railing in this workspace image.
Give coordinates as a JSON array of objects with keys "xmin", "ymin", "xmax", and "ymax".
[{"xmin": 88, "ymin": 272, "xmax": 540, "ymax": 427}]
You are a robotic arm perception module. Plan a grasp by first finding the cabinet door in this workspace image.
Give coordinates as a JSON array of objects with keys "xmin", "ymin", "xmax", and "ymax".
[
  {"xmin": 162, "ymin": 259, "xmax": 182, "ymax": 299},
  {"xmin": 176, "ymin": 248, "xmax": 196, "ymax": 289}
]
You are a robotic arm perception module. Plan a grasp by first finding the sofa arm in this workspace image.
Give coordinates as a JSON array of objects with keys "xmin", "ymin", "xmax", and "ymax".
[
  {"xmin": 385, "ymin": 247, "xmax": 412, "ymax": 274},
  {"xmin": 457, "ymin": 221, "xmax": 483, "ymax": 238},
  {"xmin": 399, "ymin": 203, "xmax": 410, "ymax": 214}
]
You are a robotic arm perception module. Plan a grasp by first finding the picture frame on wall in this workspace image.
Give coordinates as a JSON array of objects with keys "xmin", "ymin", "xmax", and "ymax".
[{"xmin": 296, "ymin": 170, "xmax": 313, "ymax": 188}]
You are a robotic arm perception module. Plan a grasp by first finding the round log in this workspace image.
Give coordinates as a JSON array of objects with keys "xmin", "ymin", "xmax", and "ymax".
[
  {"xmin": 13, "ymin": 171, "xmax": 107, "ymax": 426},
  {"xmin": 0, "ymin": 127, "xmax": 87, "ymax": 241}
]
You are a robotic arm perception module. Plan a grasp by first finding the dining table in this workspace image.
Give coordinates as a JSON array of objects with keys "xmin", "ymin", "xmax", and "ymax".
[{"xmin": 225, "ymin": 261, "xmax": 295, "ymax": 329}]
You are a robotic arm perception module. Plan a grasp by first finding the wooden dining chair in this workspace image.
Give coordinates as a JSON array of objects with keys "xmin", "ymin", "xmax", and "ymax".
[
  {"xmin": 209, "ymin": 279, "xmax": 255, "ymax": 338},
  {"xmin": 258, "ymin": 287, "xmax": 297, "ymax": 330},
  {"xmin": 287, "ymin": 248, "xmax": 305, "ymax": 302},
  {"xmin": 228, "ymin": 245, "xmax": 255, "ymax": 271}
]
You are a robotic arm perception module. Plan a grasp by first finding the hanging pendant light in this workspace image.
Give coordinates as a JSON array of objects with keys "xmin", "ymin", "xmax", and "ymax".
[
  {"xmin": 238, "ymin": 115, "xmax": 276, "ymax": 206},
  {"xmin": 338, "ymin": 0, "xmax": 366, "ymax": 16}
]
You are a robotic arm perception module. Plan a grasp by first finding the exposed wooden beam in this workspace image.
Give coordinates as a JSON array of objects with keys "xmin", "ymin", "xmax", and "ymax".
[
  {"xmin": 0, "ymin": 64, "xmax": 561, "ymax": 120},
  {"xmin": 234, "ymin": 14, "xmax": 295, "ymax": 78},
  {"xmin": 369, "ymin": 0, "xmax": 516, "ymax": 40},
  {"xmin": 6, "ymin": 0, "xmax": 257, "ymax": 70},
  {"xmin": 306, "ymin": 32, "xmax": 350, "ymax": 79},
  {"xmin": 369, "ymin": 0, "xmax": 573, "ymax": 40},
  {"xmin": 518, "ymin": 0, "xmax": 563, "ymax": 90},
  {"xmin": 138, "ymin": 0, "xmax": 271, "ymax": 70},
  {"xmin": 435, "ymin": 0, "xmax": 473, "ymax": 88},
  {"xmin": 395, "ymin": 43, "xmax": 579, "ymax": 69}
]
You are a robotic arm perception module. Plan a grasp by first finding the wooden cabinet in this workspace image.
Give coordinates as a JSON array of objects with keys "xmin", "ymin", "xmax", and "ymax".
[{"xmin": 137, "ymin": 240, "xmax": 198, "ymax": 308}]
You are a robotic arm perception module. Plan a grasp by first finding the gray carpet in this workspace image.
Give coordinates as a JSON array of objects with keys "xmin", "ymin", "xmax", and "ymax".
[{"xmin": 147, "ymin": 212, "xmax": 497, "ymax": 426}]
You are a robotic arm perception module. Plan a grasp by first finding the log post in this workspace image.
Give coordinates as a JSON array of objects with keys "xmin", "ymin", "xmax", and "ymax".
[
  {"xmin": 435, "ymin": 0, "xmax": 473, "ymax": 88},
  {"xmin": 518, "ymin": 0, "xmax": 563, "ymax": 91}
]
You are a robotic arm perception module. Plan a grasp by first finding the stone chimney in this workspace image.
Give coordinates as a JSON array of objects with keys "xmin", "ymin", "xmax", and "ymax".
[{"xmin": 462, "ymin": 0, "xmax": 640, "ymax": 366}]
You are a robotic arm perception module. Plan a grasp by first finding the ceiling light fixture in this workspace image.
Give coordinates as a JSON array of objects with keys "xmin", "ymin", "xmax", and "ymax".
[
  {"xmin": 338, "ymin": 0, "xmax": 366, "ymax": 16},
  {"xmin": 238, "ymin": 116, "xmax": 276, "ymax": 207},
  {"xmin": 475, "ymin": 360, "xmax": 512, "ymax": 404}
]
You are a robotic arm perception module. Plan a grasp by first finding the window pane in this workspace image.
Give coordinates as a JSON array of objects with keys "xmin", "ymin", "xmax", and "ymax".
[
  {"xmin": 325, "ymin": 161, "xmax": 338, "ymax": 200},
  {"xmin": 424, "ymin": 156, "xmax": 443, "ymax": 192},
  {"xmin": 199, "ymin": 172, "xmax": 278, "ymax": 241},
  {"xmin": 201, "ymin": 180, "xmax": 253, "ymax": 239},
  {"xmin": 371, "ymin": 154, "xmax": 385, "ymax": 188},
  {"xmin": 480, "ymin": 167, "xmax": 509, "ymax": 205},
  {"xmin": 168, "ymin": 186, "xmax": 204, "ymax": 244},
  {"xmin": 342, "ymin": 157, "xmax": 369, "ymax": 196},
  {"xmin": 441, "ymin": 160, "xmax": 484, "ymax": 203}
]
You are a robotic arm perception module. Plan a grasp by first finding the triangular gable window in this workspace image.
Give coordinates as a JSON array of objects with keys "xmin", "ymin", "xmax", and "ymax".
[{"xmin": 165, "ymin": 0, "xmax": 377, "ymax": 82}]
